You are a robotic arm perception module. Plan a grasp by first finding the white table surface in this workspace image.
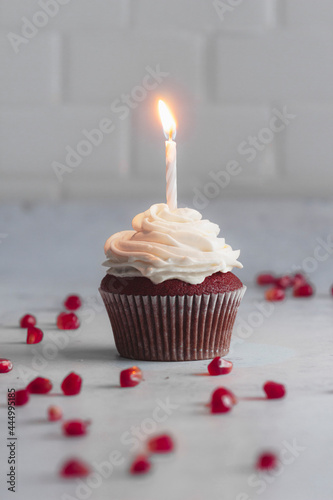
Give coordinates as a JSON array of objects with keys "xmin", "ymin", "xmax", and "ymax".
[{"xmin": 1, "ymin": 198, "xmax": 333, "ymax": 500}]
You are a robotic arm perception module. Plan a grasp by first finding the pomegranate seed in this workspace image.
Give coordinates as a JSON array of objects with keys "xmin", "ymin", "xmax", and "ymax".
[
  {"xmin": 293, "ymin": 282, "xmax": 314, "ymax": 297},
  {"xmin": 211, "ymin": 387, "xmax": 238, "ymax": 405},
  {"xmin": 56, "ymin": 312, "xmax": 80, "ymax": 330},
  {"xmin": 256, "ymin": 452, "xmax": 278, "ymax": 470},
  {"xmin": 0, "ymin": 359, "xmax": 13, "ymax": 373},
  {"xmin": 26, "ymin": 326, "xmax": 43, "ymax": 344},
  {"xmin": 263, "ymin": 381, "xmax": 286, "ymax": 399},
  {"xmin": 48, "ymin": 405, "xmax": 63, "ymax": 421},
  {"xmin": 148, "ymin": 434, "xmax": 174, "ymax": 453},
  {"xmin": 210, "ymin": 387, "xmax": 236, "ymax": 414},
  {"xmin": 331, "ymin": 285, "xmax": 333, "ymax": 296},
  {"xmin": 120, "ymin": 366, "xmax": 142, "ymax": 387},
  {"xmin": 265, "ymin": 287, "xmax": 285, "ymax": 302},
  {"xmin": 9, "ymin": 389, "xmax": 29, "ymax": 406},
  {"xmin": 27, "ymin": 377, "xmax": 52, "ymax": 394},
  {"xmin": 275, "ymin": 275, "xmax": 293, "ymax": 289},
  {"xmin": 256, "ymin": 273, "xmax": 276, "ymax": 286},
  {"xmin": 61, "ymin": 372, "xmax": 82, "ymax": 395},
  {"xmin": 208, "ymin": 357, "xmax": 233, "ymax": 376},
  {"xmin": 130, "ymin": 455, "xmax": 151, "ymax": 475},
  {"xmin": 62, "ymin": 419, "xmax": 89, "ymax": 436},
  {"xmin": 64, "ymin": 295, "xmax": 82, "ymax": 311},
  {"xmin": 60, "ymin": 458, "xmax": 91, "ymax": 478},
  {"xmin": 293, "ymin": 273, "xmax": 307, "ymax": 285},
  {"xmin": 20, "ymin": 314, "xmax": 36, "ymax": 328}
]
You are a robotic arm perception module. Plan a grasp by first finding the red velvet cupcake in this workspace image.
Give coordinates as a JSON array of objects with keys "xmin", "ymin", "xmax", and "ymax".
[{"xmin": 99, "ymin": 203, "xmax": 246, "ymax": 361}]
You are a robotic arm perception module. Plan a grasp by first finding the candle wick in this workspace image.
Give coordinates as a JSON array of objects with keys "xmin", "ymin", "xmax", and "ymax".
[{"xmin": 169, "ymin": 130, "xmax": 172, "ymax": 141}]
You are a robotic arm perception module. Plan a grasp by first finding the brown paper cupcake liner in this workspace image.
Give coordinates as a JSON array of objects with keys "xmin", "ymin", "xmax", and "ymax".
[{"xmin": 99, "ymin": 286, "xmax": 246, "ymax": 361}]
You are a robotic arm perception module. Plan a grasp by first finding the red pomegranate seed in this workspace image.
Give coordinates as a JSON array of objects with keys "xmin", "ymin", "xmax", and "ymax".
[
  {"xmin": 211, "ymin": 387, "xmax": 238, "ymax": 405},
  {"xmin": 56, "ymin": 312, "xmax": 80, "ymax": 330},
  {"xmin": 275, "ymin": 275, "xmax": 293, "ymax": 289},
  {"xmin": 62, "ymin": 419, "xmax": 89, "ymax": 436},
  {"xmin": 293, "ymin": 272, "xmax": 307, "ymax": 284},
  {"xmin": 331, "ymin": 285, "xmax": 333, "ymax": 296},
  {"xmin": 130, "ymin": 455, "xmax": 151, "ymax": 475},
  {"xmin": 210, "ymin": 387, "xmax": 236, "ymax": 414},
  {"xmin": 27, "ymin": 377, "xmax": 52, "ymax": 394},
  {"xmin": 120, "ymin": 366, "xmax": 142, "ymax": 387},
  {"xmin": 26, "ymin": 326, "xmax": 43, "ymax": 344},
  {"xmin": 20, "ymin": 314, "xmax": 36, "ymax": 328},
  {"xmin": 263, "ymin": 381, "xmax": 286, "ymax": 399},
  {"xmin": 48, "ymin": 405, "xmax": 63, "ymax": 421},
  {"xmin": 293, "ymin": 282, "xmax": 314, "ymax": 297},
  {"xmin": 208, "ymin": 357, "xmax": 233, "ymax": 376},
  {"xmin": 265, "ymin": 287, "xmax": 285, "ymax": 302},
  {"xmin": 293, "ymin": 274, "xmax": 303, "ymax": 284},
  {"xmin": 148, "ymin": 434, "xmax": 174, "ymax": 453},
  {"xmin": 60, "ymin": 458, "xmax": 91, "ymax": 478},
  {"xmin": 256, "ymin": 273, "xmax": 276, "ymax": 286},
  {"xmin": 0, "ymin": 359, "xmax": 13, "ymax": 373},
  {"xmin": 256, "ymin": 452, "xmax": 278, "ymax": 470},
  {"xmin": 61, "ymin": 372, "xmax": 82, "ymax": 395},
  {"xmin": 64, "ymin": 295, "xmax": 82, "ymax": 311},
  {"xmin": 9, "ymin": 389, "xmax": 29, "ymax": 406}
]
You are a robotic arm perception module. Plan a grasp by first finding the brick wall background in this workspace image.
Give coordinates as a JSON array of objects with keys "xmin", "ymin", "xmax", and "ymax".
[{"xmin": 1, "ymin": 0, "xmax": 333, "ymax": 202}]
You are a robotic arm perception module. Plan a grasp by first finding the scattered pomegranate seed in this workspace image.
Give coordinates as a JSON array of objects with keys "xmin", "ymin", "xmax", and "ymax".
[
  {"xmin": 130, "ymin": 455, "xmax": 151, "ymax": 475},
  {"xmin": 26, "ymin": 326, "xmax": 43, "ymax": 344},
  {"xmin": 211, "ymin": 387, "xmax": 238, "ymax": 405},
  {"xmin": 0, "ymin": 359, "xmax": 13, "ymax": 373},
  {"xmin": 210, "ymin": 387, "xmax": 236, "ymax": 414},
  {"xmin": 20, "ymin": 314, "xmax": 36, "ymax": 328},
  {"xmin": 61, "ymin": 372, "xmax": 82, "ymax": 395},
  {"xmin": 10, "ymin": 389, "xmax": 29, "ymax": 406},
  {"xmin": 208, "ymin": 357, "xmax": 233, "ymax": 376},
  {"xmin": 275, "ymin": 275, "xmax": 293, "ymax": 289},
  {"xmin": 120, "ymin": 366, "xmax": 143, "ymax": 388},
  {"xmin": 48, "ymin": 405, "xmax": 63, "ymax": 421},
  {"xmin": 56, "ymin": 312, "xmax": 80, "ymax": 330},
  {"xmin": 64, "ymin": 295, "xmax": 82, "ymax": 311},
  {"xmin": 256, "ymin": 452, "xmax": 278, "ymax": 470},
  {"xmin": 62, "ymin": 419, "xmax": 89, "ymax": 436},
  {"xmin": 293, "ymin": 273, "xmax": 307, "ymax": 285},
  {"xmin": 265, "ymin": 287, "xmax": 285, "ymax": 302},
  {"xmin": 331, "ymin": 285, "xmax": 333, "ymax": 296},
  {"xmin": 148, "ymin": 434, "xmax": 174, "ymax": 454},
  {"xmin": 60, "ymin": 458, "xmax": 91, "ymax": 478},
  {"xmin": 293, "ymin": 282, "xmax": 314, "ymax": 297},
  {"xmin": 27, "ymin": 377, "xmax": 52, "ymax": 394},
  {"xmin": 263, "ymin": 381, "xmax": 286, "ymax": 399},
  {"xmin": 256, "ymin": 273, "xmax": 276, "ymax": 286}
]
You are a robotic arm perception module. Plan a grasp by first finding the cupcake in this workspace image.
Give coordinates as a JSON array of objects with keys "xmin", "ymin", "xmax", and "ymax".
[{"xmin": 99, "ymin": 203, "xmax": 245, "ymax": 361}]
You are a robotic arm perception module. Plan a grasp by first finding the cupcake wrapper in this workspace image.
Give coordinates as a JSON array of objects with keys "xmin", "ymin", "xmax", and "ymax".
[{"xmin": 99, "ymin": 286, "xmax": 246, "ymax": 361}]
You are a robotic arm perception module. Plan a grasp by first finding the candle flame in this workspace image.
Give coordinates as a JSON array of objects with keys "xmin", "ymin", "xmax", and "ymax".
[{"xmin": 158, "ymin": 100, "xmax": 176, "ymax": 140}]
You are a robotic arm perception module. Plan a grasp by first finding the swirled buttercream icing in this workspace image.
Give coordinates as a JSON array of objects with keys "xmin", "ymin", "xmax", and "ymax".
[{"xmin": 103, "ymin": 203, "xmax": 242, "ymax": 285}]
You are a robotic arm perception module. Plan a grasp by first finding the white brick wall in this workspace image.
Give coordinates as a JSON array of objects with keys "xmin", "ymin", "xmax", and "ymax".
[{"xmin": 0, "ymin": 0, "xmax": 332, "ymax": 201}]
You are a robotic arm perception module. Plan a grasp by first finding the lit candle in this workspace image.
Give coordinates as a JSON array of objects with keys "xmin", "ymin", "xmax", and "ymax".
[{"xmin": 158, "ymin": 100, "xmax": 177, "ymax": 212}]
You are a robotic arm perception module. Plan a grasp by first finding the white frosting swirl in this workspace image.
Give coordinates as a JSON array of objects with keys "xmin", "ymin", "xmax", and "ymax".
[{"xmin": 103, "ymin": 203, "xmax": 242, "ymax": 285}]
